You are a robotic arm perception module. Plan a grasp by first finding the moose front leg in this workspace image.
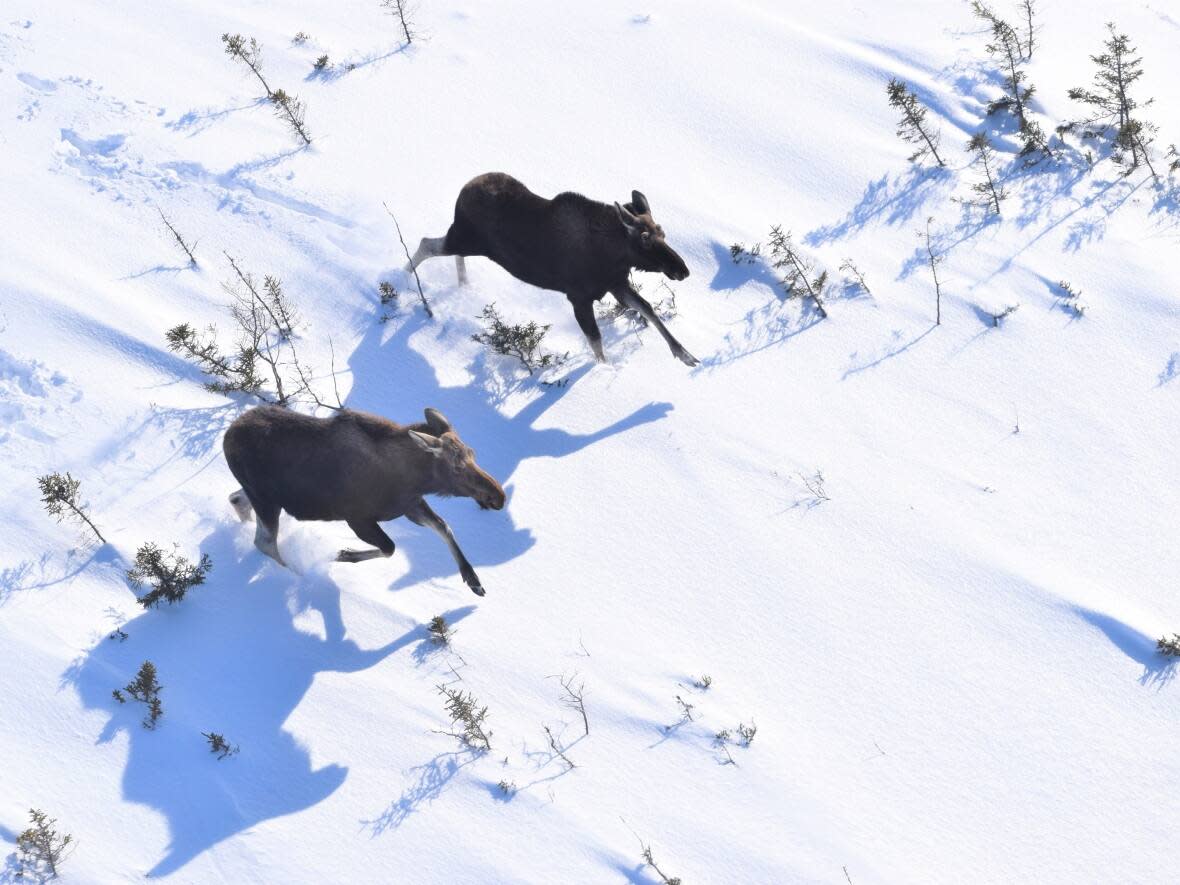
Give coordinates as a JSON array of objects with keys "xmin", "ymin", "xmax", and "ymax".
[
  {"xmin": 337, "ymin": 519, "xmax": 396, "ymax": 563},
  {"xmin": 613, "ymin": 283, "xmax": 699, "ymax": 367},
  {"xmin": 406, "ymin": 499, "xmax": 486, "ymax": 596}
]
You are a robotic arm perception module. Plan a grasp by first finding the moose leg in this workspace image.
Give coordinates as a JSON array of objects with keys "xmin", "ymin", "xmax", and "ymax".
[
  {"xmin": 568, "ymin": 296, "xmax": 606, "ymax": 363},
  {"xmin": 613, "ymin": 284, "xmax": 699, "ymax": 367},
  {"xmin": 406, "ymin": 499, "xmax": 485, "ymax": 596},
  {"xmin": 229, "ymin": 488, "xmax": 254, "ymax": 522},
  {"xmin": 405, "ymin": 236, "xmax": 448, "ymax": 273},
  {"xmin": 455, "ymin": 256, "xmax": 468, "ymax": 286},
  {"xmin": 252, "ymin": 500, "xmax": 286, "ymax": 567},
  {"xmin": 337, "ymin": 519, "xmax": 396, "ymax": 564}
]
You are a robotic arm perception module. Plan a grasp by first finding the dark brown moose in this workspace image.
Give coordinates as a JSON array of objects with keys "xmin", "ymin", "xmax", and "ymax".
[
  {"xmin": 406, "ymin": 172, "xmax": 699, "ymax": 366},
  {"xmin": 223, "ymin": 405, "xmax": 505, "ymax": 595}
]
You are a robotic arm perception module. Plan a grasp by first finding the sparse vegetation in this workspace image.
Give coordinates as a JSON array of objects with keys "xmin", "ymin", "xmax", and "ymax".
[
  {"xmin": 270, "ymin": 88, "xmax": 311, "ymax": 145},
  {"xmin": 158, "ymin": 208, "xmax": 197, "ymax": 265},
  {"xmin": 1157, "ymin": 634, "xmax": 1180, "ymax": 656},
  {"xmin": 970, "ymin": 1, "xmax": 1053, "ymax": 158},
  {"xmin": 966, "ymin": 132, "xmax": 1007, "ymax": 215},
  {"xmin": 667, "ymin": 694, "xmax": 695, "ymax": 729},
  {"xmin": 221, "ymin": 33, "xmax": 271, "ymax": 96},
  {"xmin": 988, "ymin": 303, "xmax": 1020, "ymax": 326},
  {"xmin": 886, "ymin": 78, "xmax": 945, "ymax": 166},
  {"xmin": 126, "ymin": 542, "xmax": 212, "ymax": 608},
  {"xmin": 435, "ymin": 684, "xmax": 492, "ymax": 751},
  {"xmin": 37, "ymin": 471, "xmax": 105, "ymax": 543},
  {"xmin": 713, "ymin": 729, "xmax": 736, "ymax": 764},
  {"xmin": 113, "ymin": 660, "xmax": 163, "ymax": 730},
  {"xmin": 797, "ymin": 469, "xmax": 829, "ymax": 504},
  {"xmin": 202, "ymin": 731, "xmax": 239, "ymax": 759},
  {"xmin": 1066, "ymin": 24, "xmax": 1158, "ymax": 178},
  {"xmin": 557, "ymin": 672, "xmax": 589, "ymax": 736},
  {"xmin": 109, "ymin": 627, "xmax": 128, "ymax": 643},
  {"xmin": 428, "ymin": 614, "xmax": 453, "ymax": 645},
  {"xmin": 730, "ymin": 242, "xmax": 761, "ymax": 264},
  {"xmin": 1056, "ymin": 280, "xmax": 1087, "ymax": 317},
  {"xmin": 381, "ymin": 0, "xmax": 417, "ymax": 44},
  {"xmin": 313, "ymin": 54, "xmax": 329, "ymax": 71},
  {"xmin": 292, "ymin": 31, "xmax": 310, "ymax": 45},
  {"xmin": 544, "ymin": 724, "xmax": 576, "ymax": 769},
  {"xmin": 597, "ymin": 279, "xmax": 678, "ymax": 331},
  {"xmin": 377, "ymin": 280, "xmax": 400, "ymax": 322},
  {"xmin": 920, "ymin": 216, "xmax": 945, "ymax": 325},
  {"xmin": 382, "ymin": 203, "xmax": 433, "ymax": 318},
  {"xmin": 497, "ymin": 779, "xmax": 516, "ymax": 795},
  {"xmin": 167, "ymin": 257, "xmax": 333, "ymax": 407},
  {"xmin": 472, "ymin": 303, "xmax": 568, "ymax": 374},
  {"xmin": 14, "ymin": 808, "xmax": 73, "ymax": 880},
  {"xmin": 767, "ymin": 226, "xmax": 829, "ymax": 318},
  {"xmin": 839, "ymin": 259, "xmax": 872, "ymax": 298},
  {"xmin": 640, "ymin": 841, "xmax": 681, "ymax": 885},
  {"xmin": 737, "ymin": 720, "xmax": 758, "ymax": 746},
  {"xmin": 692, "ymin": 674, "xmax": 713, "ymax": 690}
]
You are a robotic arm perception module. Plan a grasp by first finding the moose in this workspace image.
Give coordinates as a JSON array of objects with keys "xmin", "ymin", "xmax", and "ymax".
[
  {"xmin": 223, "ymin": 405, "xmax": 505, "ymax": 596},
  {"xmin": 406, "ymin": 172, "xmax": 699, "ymax": 367}
]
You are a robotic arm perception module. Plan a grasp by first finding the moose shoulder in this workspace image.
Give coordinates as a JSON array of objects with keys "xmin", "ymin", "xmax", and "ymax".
[
  {"xmin": 407, "ymin": 172, "xmax": 699, "ymax": 367},
  {"xmin": 223, "ymin": 405, "xmax": 505, "ymax": 596}
]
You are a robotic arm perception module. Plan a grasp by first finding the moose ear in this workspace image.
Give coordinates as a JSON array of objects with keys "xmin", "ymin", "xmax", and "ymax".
[
  {"xmin": 630, "ymin": 190, "xmax": 651, "ymax": 215},
  {"xmin": 408, "ymin": 430, "xmax": 443, "ymax": 454},
  {"xmin": 423, "ymin": 408, "xmax": 452, "ymax": 435},
  {"xmin": 614, "ymin": 202, "xmax": 639, "ymax": 231}
]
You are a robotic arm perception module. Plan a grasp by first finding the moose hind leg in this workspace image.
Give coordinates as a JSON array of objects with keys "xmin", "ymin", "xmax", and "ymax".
[
  {"xmin": 406, "ymin": 499, "xmax": 485, "ymax": 596},
  {"xmin": 229, "ymin": 488, "xmax": 255, "ymax": 522},
  {"xmin": 337, "ymin": 519, "xmax": 396, "ymax": 564},
  {"xmin": 614, "ymin": 285, "xmax": 698, "ymax": 367},
  {"xmin": 455, "ymin": 256, "xmax": 468, "ymax": 286},
  {"xmin": 252, "ymin": 501, "xmax": 286, "ymax": 567},
  {"xmin": 405, "ymin": 236, "xmax": 448, "ymax": 273},
  {"xmin": 569, "ymin": 296, "xmax": 606, "ymax": 363}
]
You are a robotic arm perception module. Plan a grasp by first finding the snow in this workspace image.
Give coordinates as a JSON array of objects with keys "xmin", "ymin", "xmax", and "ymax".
[{"xmin": 1, "ymin": 1, "xmax": 1178, "ymax": 882}]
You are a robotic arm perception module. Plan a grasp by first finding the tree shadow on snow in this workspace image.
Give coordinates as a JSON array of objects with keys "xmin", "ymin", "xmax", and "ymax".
[
  {"xmin": 1073, "ymin": 606, "xmax": 1176, "ymax": 689},
  {"xmin": 344, "ymin": 312, "xmax": 672, "ymax": 592},
  {"xmin": 62, "ymin": 521, "xmax": 471, "ymax": 877}
]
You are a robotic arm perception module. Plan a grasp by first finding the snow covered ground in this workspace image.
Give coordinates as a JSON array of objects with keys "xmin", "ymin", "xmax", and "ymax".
[{"xmin": 1, "ymin": 1, "xmax": 1178, "ymax": 881}]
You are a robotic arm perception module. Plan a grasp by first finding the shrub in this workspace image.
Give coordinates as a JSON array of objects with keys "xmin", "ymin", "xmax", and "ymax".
[
  {"xmin": 428, "ymin": 614, "xmax": 452, "ymax": 645},
  {"xmin": 126, "ymin": 543, "xmax": 212, "ymax": 608},
  {"xmin": 1158, "ymin": 634, "xmax": 1180, "ymax": 656},
  {"xmin": 435, "ymin": 684, "xmax": 492, "ymax": 751},
  {"xmin": 15, "ymin": 808, "xmax": 73, "ymax": 879},
  {"xmin": 113, "ymin": 661, "xmax": 163, "ymax": 729},
  {"xmin": 202, "ymin": 731, "xmax": 239, "ymax": 759},
  {"xmin": 313, "ymin": 54, "xmax": 329, "ymax": 71},
  {"xmin": 472, "ymin": 303, "xmax": 568, "ymax": 375}
]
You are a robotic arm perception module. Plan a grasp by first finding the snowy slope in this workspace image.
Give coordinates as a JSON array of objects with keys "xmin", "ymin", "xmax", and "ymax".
[{"xmin": 1, "ymin": 1, "xmax": 1178, "ymax": 882}]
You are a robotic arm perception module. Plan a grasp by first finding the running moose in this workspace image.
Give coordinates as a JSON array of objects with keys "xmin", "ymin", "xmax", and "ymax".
[
  {"xmin": 224, "ymin": 405, "xmax": 505, "ymax": 596},
  {"xmin": 406, "ymin": 172, "xmax": 699, "ymax": 366}
]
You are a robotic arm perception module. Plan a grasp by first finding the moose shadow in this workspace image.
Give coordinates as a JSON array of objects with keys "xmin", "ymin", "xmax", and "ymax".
[
  {"xmin": 63, "ymin": 521, "xmax": 470, "ymax": 877},
  {"xmin": 343, "ymin": 311, "xmax": 673, "ymax": 591}
]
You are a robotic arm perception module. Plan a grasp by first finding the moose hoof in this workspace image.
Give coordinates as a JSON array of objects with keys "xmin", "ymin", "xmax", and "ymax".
[
  {"xmin": 469, "ymin": 584, "xmax": 486, "ymax": 597},
  {"xmin": 678, "ymin": 350, "xmax": 700, "ymax": 367}
]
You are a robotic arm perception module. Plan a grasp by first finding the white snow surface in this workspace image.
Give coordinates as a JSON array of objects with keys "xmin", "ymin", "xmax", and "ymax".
[{"xmin": 1, "ymin": 1, "xmax": 1178, "ymax": 882}]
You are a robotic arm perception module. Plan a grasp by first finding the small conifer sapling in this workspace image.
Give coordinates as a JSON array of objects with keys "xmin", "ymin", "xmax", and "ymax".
[
  {"xmin": 113, "ymin": 661, "xmax": 163, "ymax": 729},
  {"xmin": 37, "ymin": 472, "xmax": 105, "ymax": 543},
  {"xmin": 15, "ymin": 808, "xmax": 73, "ymax": 879},
  {"xmin": 886, "ymin": 79, "xmax": 945, "ymax": 166},
  {"xmin": 126, "ymin": 543, "xmax": 212, "ymax": 608}
]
